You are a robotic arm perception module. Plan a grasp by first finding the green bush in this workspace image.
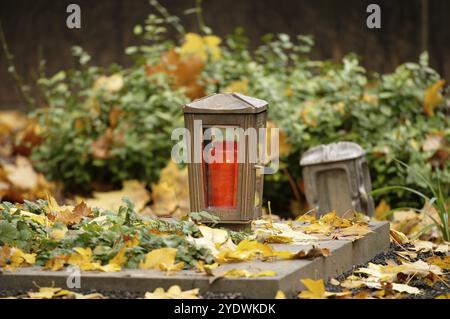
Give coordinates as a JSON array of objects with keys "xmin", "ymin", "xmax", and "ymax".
[
  {"xmin": 203, "ymin": 31, "xmax": 449, "ymax": 212},
  {"xmin": 32, "ymin": 45, "xmax": 187, "ymax": 193},
  {"xmin": 31, "ymin": 6, "xmax": 449, "ymax": 212}
]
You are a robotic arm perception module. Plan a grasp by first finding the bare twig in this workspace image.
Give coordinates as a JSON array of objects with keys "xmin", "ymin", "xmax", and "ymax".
[
  {"xmin": 194, "ymin": 0, "xmax": 209, "ymax": 34},
  {"xmin": 0, "ymin": 20, "xmax": 36, "ymax": 111},
  {"xmin": 149, "ymin": 0, "xmax": 185, "ymax": 37}
]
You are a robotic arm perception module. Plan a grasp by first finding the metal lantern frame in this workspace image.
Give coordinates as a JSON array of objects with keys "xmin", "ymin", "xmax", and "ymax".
[{"xmin": 183, "ymin": 93, "xmax": 268, "ymax": 226}]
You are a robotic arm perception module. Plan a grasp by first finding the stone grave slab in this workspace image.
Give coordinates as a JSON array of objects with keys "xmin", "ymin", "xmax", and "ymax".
[{"xmin": 0, "ymin": 221, "xmax": 389, "ymax": 298}]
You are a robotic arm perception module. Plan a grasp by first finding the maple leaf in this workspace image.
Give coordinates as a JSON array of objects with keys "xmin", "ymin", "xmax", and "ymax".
[
  {"xmin": 52, "ymin": 201, "xmax": 92, "ymax": 226},
  {"xmin": 144, "ymin": 285, "xmax": 199, "ymax": 299}
]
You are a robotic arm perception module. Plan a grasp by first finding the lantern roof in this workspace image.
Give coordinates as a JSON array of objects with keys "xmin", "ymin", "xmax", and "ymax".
[
  {"xmin": 300, "ymin": 142, "xmax": 366, "ymax": 166},
  {"xmin": 183, "ymin": 93, "xmax": 268, "ymax": 114}
]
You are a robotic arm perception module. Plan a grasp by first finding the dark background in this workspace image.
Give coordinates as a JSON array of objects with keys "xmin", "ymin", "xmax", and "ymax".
[{"xmin": 0, "ymin": 0, "xmax": 448, "ymax": 111}]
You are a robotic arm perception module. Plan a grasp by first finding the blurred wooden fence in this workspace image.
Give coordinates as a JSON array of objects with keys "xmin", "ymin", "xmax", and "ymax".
[{"xmin": 1, "ymin": 0, "xmax": 449, "ymax": 110}]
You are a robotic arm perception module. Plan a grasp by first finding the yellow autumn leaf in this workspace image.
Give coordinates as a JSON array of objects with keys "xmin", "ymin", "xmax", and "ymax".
[
  {"xmin": 221, "ymin": 269, "xmax": 277, "ymax": 278},
  {"xmin": 27, "ymin": 287, "xmax": 62, "ymax": 299},
  {"xmin": 192, "ymin": 225, "xmax": 236, "ymax": 256},
  {"xmin": 150, "ymin": 161, "xmax": 189, "ymax": 218},
  {"xmin": 275, "ymin": 290, "xmax": 286, "ymax": 299},
  {"xmin": 67, "ymin": 247, "xmax": 102, "ymax": 271},
  {"xmin": 301, "ymin": 223, "xmax": 333, "ymax": 235},
  {"xmin": 44, "ymin": 254, "xmax": 67, "ymax": 271},
  {"xmin": 139, "ymin": 247, "xmax": 184, "ymax": 271},
  {"xmin": 78, "ymin": 180, "xmax": 150, "ymax": 212},
  {"xmin": 26, "ymin": 287, "xmax": 105, "ymax": 299},
  {"xmin": 9, "ymin": 248, "xmax": 36, "ymax": 267},
  {"xmin": 375, "ymin": 199, "xmax": 391, "ymax": 220},
  {"xmin": 215, "ymin": 240, "xmax": 274, "ymax": 263},
  {"xmin": 179, "ymin": 33, "xmax": 221, "ymax": 62},
  {"xmin": 298, "ymin": 279, "xmax": 327, "ymax": 299},
  {"xmin": 319, "ymin": 211, "xmax": 352, "ymax": 228},
  {"xmin": 423, "ymin": 79, "xmax": 445, "ymax": 117},
  {"xmin": 390, "ymin": 229, "xmax": 409, "ymax": 244},
  {"xmin": 17, "ymin": 210, "xmax": 53, "ymax": 226},
  {"xmin": 50, "ymin": 225, "xmax": 68, "ymax": 240},
  {"xmin": 196, "ymin": 260, "xmax": 219, "ymax": 276},
  {"xmin": 224, "ymin": 79, "xmax": 249, "ymax": 94},
  {"xmin": 426, "ymin": 256, "xmax": 450, "ymax": 270},
  {"xmin": 295, "ymin": 214, "xmax": 316, "ymax": 223},
  {"xmin": 144, "ymin": 285, "xmax": 199, "ymax": 299},
  {"xmin": 436, "ymin": 293, "xmax": 450, "ymax": 299},
  {"xmin": 100, "ymin": 245, "xmax": 128, "ymax": 272}
]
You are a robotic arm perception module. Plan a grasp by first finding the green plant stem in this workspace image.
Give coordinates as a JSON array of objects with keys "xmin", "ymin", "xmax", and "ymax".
[
  {"xmin": 149, "ymin": 0, "xmax": 185, "ymax": 37},
  {"xmin": 195, "ymin": 0, "xmax": 209, "ymax": 34},
  {"xmin": 0, "ymin": 20, "xmax": 35, "ymax": 111}
]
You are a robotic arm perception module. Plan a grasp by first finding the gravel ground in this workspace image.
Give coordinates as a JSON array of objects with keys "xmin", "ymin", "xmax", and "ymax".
[
  {"xmin": 0, "ymin": 242, "xmax": 447, "ymax": 299},
  {"xmin": 324, "ymin": 242, "xmax": 450, "ymax": 299}
]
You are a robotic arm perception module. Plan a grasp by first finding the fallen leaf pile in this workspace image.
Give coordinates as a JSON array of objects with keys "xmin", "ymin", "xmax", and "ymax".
[
  {"xmin": 295, "ymin": 211, "xmax": 372, "ymax": 241},
  {"xmin": 1, "ymin": 287, "xmax": 105, "ymax": 299},
  {"xmin": 376, "ymin": 201, "xmax": 445, "ymax": 242},
  {"xmin": 0, "ymin": 111, "xmax": 54, "ymax": 203}
]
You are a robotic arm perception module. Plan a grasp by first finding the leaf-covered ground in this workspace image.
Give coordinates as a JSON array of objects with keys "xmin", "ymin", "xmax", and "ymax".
[{"xmin": 0, "ymin": 197, "xmax": 448, "ymax": 299}]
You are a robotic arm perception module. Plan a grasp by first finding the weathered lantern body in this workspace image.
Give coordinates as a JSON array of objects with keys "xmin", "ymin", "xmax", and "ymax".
[
  {"xmin": 183, "ymin": 93, "xmax": 268, "ymax": 227},
  {"xmin": 300, "ymin": 142, "xmax": 375, "ymax": 217}
]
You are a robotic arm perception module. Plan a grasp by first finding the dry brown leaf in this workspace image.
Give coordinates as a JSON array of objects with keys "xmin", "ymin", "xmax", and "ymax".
[{"xmin": 51, "ymin": 201, "xmax": 92, "ymax": 226}]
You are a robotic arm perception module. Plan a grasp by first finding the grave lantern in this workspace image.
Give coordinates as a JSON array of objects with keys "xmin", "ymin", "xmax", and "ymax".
[
  {"xmin": 183, "ymin": 93, "xmax": 268, "ymax": 227},
  {"xmin": 300, "ymin": 142, "xmax": 375, "ymax": 217}
]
